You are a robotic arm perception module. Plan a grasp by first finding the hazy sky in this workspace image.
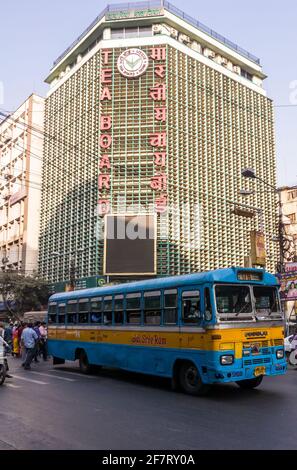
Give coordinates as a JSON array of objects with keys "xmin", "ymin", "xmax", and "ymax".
[{"xmin": 0, "ymin": 0, "xmax": 296, "ymax": 187}]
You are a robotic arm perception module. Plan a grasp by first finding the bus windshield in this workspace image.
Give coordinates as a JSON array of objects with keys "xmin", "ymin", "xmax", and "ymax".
[
  {"xmin": 253, "ymin": 286, "xmax": 281, "ymax": 320},
  {"xmin": 215, "ymin": 285, "xmax": 253, "ymax": 321},
  {"xmin": 215, "ymin": 285, "xmax": 282, "ymax": 322}
]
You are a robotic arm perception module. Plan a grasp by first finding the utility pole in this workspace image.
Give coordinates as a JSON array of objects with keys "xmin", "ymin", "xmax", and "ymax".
[{"xmin": 69, "ymin": 257, "xmax": 76, "ymax": 291}]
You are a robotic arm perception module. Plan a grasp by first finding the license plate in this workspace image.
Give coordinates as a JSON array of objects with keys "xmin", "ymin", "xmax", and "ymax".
[{"xmin": 254, "ymin": 367, "xmax": 266, "ymax": 377}]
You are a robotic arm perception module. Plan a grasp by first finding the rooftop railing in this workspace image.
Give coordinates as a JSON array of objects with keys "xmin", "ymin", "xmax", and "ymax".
[{"xmin": 52, "ymin": 0, "xmax": 260, "ymax": 69}]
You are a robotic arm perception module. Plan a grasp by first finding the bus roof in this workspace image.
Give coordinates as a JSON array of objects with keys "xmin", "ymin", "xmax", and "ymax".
[{"xmin": 49, "ymin": 268, "xmax": 279, "ymax": 303}]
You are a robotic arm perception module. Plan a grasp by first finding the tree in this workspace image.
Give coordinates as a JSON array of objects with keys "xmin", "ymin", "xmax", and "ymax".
[{"xmin": 0, "ymin": 272, "xmax": 49, "ymax": 321}]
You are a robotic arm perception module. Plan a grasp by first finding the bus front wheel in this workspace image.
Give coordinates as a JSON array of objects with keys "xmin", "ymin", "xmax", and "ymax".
[
  {"xmin": 179, "ymin": 362, "xmax": 210, "ymax": 396},
  {"xmin": 236, "ymin": 376, "xmax": 263, "ymax": 390},
  {"xmin": 79, "ymin": 351, "xmax": 92, "ymax": 374}
]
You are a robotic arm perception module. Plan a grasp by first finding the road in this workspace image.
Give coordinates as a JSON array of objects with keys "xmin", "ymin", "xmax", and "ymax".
[{"xmin": 0, "ymin": 356, "xmax": 296, "ymax": 450}]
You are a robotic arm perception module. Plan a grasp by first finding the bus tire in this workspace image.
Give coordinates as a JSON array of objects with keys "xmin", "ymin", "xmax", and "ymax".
[
  {"xmin": 79, "ymin": 350, "xmax": 92, "ymax": 374},
  {"xmin": 179, "ymin": 362, "xmax": 210, "ymax": 396},
  {"xmin": 236, "ymin": 376, "xmax": 263, "ymax": 390}
]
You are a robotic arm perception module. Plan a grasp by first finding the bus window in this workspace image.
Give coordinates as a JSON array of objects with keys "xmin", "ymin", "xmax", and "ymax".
[
  {"xmin": 164, "ymin": 290, "xmax": 177, "ymax": 325},
  {"xmin": 103, "ymin": 296, "xmax": 113, "ymax": 325},
  {"xmin": 114, "ymin": 295, "xmax": 124, "ymax": 325},
  {"xmin": 182, "ymin": 291, "xmax": 202, "ymax": 325},
  {"xmin": 204, "ymin": 288, "xmax": 212, "ymax": 322},
  {"xmin": 144, "ymin": 291, "xmax": 161, "ymax": 325},
  {"xmin": 78, "ymin": 300, "xmax": 89, "ymax": 324},
  {"xmin": 48, "ymin": 303, "xmax": 57, "ymax": 324},
  {"xmin": 126, "ymin": 293, "xmax": 141, "ymax": 325},
  {"xmin": 67, "ymin": 302, "xmax": 77, "ymax": 324},
  {"xmin": 58, "ymin": 304, "xmax": 66, "ymax": 324},
  {"xmin": 90, "ymin": 297, "xmax": 102, "ymax": 324}
]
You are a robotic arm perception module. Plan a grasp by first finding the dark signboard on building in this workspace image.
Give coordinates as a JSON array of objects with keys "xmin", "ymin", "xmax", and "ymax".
[{"xmin": 104, "ymin": 214, "xmax": 156, "ymax": 276}]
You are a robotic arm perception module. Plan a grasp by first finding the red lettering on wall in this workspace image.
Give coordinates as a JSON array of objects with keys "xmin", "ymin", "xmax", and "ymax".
[
  {"xmin": 150, "ymin": 47, "xmax": 166, "ymax": 61},
  {"xmin": 100, "ymin": 134, "xmax": 112, "ymax": 149},
  {"xmin": 149, "ymin": 83, "xmax": 166, "ymax": 101},
  {"xmin": 149, "ymin": 132, "xmax": 167, "ymax": 148},
  {"xmin": 101, "ymin": 69, "xmax": 112, "ymax": 84},
  {"xmin": 100, "ymin": 155, "xmax": 111, "ymax": 169},
  {"xmin": 154, "ymin": 152, "xmax": 167, "ymax": 167},
  {"xmin": 154, "ymin": 108, "xmax": 167, "ymax": 122},
  {"xmin": 98, "ymin": 200, "xmax": 110, "ymax": 216},
  {"xmin": 100, "ymin": 87, "xmax": 112, "ymax": 101},
  {"xmin": 155, "ymin": 64, "xmax": 166, "ymax": 78},
  {"xmin": 98, "ymin": 174, "xmax": 111, "ymax": 190},
  {"xmin": 100, "ymin": 116, "xmax": 112, "ymax": 131},
  {"xmin": 101, "ymin": 50, "xmax": 112, "ymax": 65}
]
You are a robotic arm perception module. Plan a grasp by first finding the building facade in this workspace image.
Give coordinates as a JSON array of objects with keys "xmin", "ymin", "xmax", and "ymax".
[
  {"xmin": 0, "ymin": 94, "xmax": 44, "ymax": 273},
  {"xmin": 39, "ymin": 1, "xmax": 278, "ymax": 284},
  {"xmin": 279, "ymin": 185, "xmax": 297, "ymax": 261}
]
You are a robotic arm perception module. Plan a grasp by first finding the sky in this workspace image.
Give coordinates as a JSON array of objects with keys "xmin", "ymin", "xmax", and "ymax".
[{"xmin": 0, "ymin": 0, "xmax": 296, "ymax": 187}]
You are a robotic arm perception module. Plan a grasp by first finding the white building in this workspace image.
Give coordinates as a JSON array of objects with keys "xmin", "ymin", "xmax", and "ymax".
[{"xmin": 0, "ymin": 94, "xmax": 44, "ymax": 273}]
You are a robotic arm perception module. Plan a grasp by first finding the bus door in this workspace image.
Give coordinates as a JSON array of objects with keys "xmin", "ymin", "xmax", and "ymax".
[{"xmin": 179, "ymin": 287, "xmax": 203, "ymax": 349}]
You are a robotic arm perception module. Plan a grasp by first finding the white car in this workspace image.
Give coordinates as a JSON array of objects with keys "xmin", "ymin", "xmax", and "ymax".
[{"xmin": 285, "ymin": 335, "xmax": 297, "ymax": 354}]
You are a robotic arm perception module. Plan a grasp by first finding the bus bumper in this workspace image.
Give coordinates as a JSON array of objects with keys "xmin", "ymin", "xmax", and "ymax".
[{"xmin": 205, "ymin": 361, "xmax": 287, "ymax": 384}]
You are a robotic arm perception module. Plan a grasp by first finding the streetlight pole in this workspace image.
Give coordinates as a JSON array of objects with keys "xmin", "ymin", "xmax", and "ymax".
[{"xmin": 241, "ymin": 168, "xmax": 285, "ymax": 273}]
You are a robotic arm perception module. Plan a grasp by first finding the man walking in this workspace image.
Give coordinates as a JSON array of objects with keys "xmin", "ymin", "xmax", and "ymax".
[{"xmin": 21, "ymin": 323, "xmax": 38, "ymax": 370}]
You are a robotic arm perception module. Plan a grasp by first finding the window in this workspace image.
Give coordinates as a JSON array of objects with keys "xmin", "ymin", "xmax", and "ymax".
[
  {"xmin": 215, "ymin": 285, "xmax": 252, "ymax": 319},
  {"xmin": 144, "ymin": 291, "xmax": 161, "ymax": 325},
  {"xmin": 58, "ymin": 304, "xmax": 66, "ymax": 324},
  {"xmin": 125, "ymin": 27, "xmax": 138, "ymax": 38},
  {"xmin": 111, "ymin": 28, "xmax": 124, "ymax": 39},
  {"xmin": 48, "ymin": 303, "xmax": 57, "ymax": 323},
  {"xmin": 78, "ymin": 300, "xmax": 89, "ymax": 324},
  {"xmin": 67, "ymin": 302, "xmax": 77, "ymax": 324},
  {"xmin": 90, "ymin": 297, "xmax": 102, "ymax": 324},
  {"xmin": 204, "ymin": 288, "xmax": 212, "ymax": 322},
  {"xmin": 139, "ymin": 26, "xmax": 152, "ymax": 37},
  {"xmin": 164, "ymin": 290, "xmax": 177, "ymax": 325},
  {"xmin": 182, "ymin": 291, "xmax": 202, "ymax": 324},
  {"xmin": 126, "ymin": 293, "xmax": 141, "ymax": 324},
  {"xmin": 103, "ymin": 296, "xmax": 113, "ymax": 325},
  {"xmin": 253, "ymin": 287, "xmax": 281, "ymax": 318},
  {"xmin": 114, "ymin": 295, "xmax": 124, "ymax": 325},
  {"xmin": 241, "ymin": 69, "xmax": 253, "ymax": 81}
]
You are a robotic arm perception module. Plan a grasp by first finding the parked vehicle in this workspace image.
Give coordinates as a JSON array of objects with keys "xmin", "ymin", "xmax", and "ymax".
[{"xmin": 287, "ymin": 334, "xmax": 297, "ymax": 366}]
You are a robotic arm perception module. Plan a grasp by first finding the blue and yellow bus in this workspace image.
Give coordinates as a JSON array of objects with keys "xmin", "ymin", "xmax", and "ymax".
[{"xmin": 47, "ymin": 267, "xmax": 287, "ymax": 395}]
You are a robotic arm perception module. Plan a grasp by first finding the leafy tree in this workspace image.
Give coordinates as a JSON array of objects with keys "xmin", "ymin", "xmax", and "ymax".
[{"xmin": 0, "ymin": 272, "xmax": 49, "ymax": 321}]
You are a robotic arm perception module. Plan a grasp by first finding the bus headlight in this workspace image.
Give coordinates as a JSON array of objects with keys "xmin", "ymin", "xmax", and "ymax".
[
  {"xmin": 276, "ymin": 349, "xmax": 284, "ymax": 360},
  {"xmin": 220, "ymin": 355, "xmax": 234, "ymax": 366}
]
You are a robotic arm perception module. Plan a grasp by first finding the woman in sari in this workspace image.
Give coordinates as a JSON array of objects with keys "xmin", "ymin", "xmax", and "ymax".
[{"xmin": 12, "ymin": 324, "xmax": 20, "ymax": 357}]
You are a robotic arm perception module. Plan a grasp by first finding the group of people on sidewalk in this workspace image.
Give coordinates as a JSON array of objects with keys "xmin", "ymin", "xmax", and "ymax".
[{"xmin": 0, "ymin": 321, "xmax": 48, "ymax": 376}]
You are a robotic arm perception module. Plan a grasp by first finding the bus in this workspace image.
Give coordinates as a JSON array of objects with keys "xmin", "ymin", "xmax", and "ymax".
[{"xmin": 47, "ymin": 267, "xmax": 287, "ymax": 395}]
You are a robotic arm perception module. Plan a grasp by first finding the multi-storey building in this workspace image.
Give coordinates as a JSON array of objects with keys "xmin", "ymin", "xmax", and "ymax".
[
  {"xmin": 279, "ymin": 185, "xmax": 297, "ymax": 261},
  {"xmin": 0, "ymin": 94, "xmax": 44, "ymax": 273},
  {"xmin": 39, "ymin": 0, "xmax": 278, "ymax": 284}
]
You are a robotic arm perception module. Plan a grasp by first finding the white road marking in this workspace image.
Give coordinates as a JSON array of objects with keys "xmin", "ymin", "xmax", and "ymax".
[
  {"xmin": 13, "ymin": 375, "xmax": 48, "ymax": 385},
  {"xmin": 6, "ymin": 383, "xmax": 22, "ymax": 389},
  {"xmin": 49, "ymin": 369, "xmax": 97, "ymax": 379},
  {"xmin": 30, "ymin": 371, "xmax": 76, "ymax": 382}
]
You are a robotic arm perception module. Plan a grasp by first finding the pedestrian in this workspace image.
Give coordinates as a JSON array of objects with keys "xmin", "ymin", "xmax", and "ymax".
[
  {"xmin": 21, "ymin": 323, "xmax": 38, "ymax": 370},
  {"xmin": 39, "ymin": 322, "xmax": 48, "ymax": 361},
  {"xmin": 33, "ymin": 322, "xmax": 41, "ymax": 363},
  {"xmin": 12, "ymin": 323, "xmax": 20, "ymax": 357},
  {"xmin": 4, "ymin": 322, "xmax": 13, "ymax": 352}
]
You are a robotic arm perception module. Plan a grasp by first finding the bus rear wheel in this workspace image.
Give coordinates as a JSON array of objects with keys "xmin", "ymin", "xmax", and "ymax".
[
  {"xmin": 236, "ymin": 376, "xmax": 263, "ymax": 390},
  {"xmin": 79, "ymin": 351, "xmax": 92, "ymax": 374},
  {"xmin": 179, "ymin": 362, "xmax": 210, "ymax": 396}
]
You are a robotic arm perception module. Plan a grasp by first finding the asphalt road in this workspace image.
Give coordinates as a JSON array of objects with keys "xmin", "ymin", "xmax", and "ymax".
[{"xmin": 0, "ymin": 356, "xmax": 296, "ymax": 450}]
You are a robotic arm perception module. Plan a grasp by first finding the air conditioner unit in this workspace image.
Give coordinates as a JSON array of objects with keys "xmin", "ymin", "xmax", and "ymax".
[
  {"xmin": 233, "ymin": 65, "xmax": 241, "ymax": 75},
  {"xmin": 152, "ymin": 24, "xmax": 162, "ymax": 34},
  {"xmin": 221, "ymin": 57, "xmax": 228, "ymax": 67},
  {"xmin": 204, "ymin": 48, "xmax": 216, "ymax": 59},
  {"xmin": 178, "ymin": 33, "xmax": 191, "ymax": 45}
]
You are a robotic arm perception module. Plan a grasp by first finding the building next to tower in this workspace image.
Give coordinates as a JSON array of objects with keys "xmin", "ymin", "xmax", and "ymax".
[
  {"xmin": 39, "ymin": 0, "xmax": 278, "ymax": 287},
  {"xmin": 0, "ymin": 94, "xmax": 44, "ymax": 274}
]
